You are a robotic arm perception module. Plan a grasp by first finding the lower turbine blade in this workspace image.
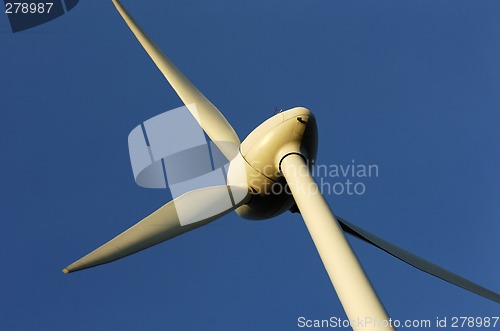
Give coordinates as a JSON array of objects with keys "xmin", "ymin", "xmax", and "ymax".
[
  {"xmin": 63, "ymin": 185, "xmax": 249, "ymax": 273},
  {"xmin": 337, "ymin": 217, "xmax": 500, "ymax": 303}
]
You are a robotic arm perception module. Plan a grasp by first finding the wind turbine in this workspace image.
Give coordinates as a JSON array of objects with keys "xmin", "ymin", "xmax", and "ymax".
[{"xmin": 64, "ymin": 1, "xmax": 499, "ymax": 330}]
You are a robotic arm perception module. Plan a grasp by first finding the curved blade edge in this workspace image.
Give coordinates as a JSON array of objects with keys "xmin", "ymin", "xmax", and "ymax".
[
  {"xmin": 337, "ymin": 216, "xmax": 500, "ymax": 303},
  {"xmin": 63, "ymin": 185, "xmax": 249, "ymax": 273},
  {"xmin": 111, "ymin": 0, "xmax": 240, "ymax": 160}
]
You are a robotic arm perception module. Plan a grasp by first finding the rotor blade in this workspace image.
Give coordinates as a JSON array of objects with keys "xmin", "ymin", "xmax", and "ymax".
[
  {"xmin": 63, "ymin": 185, "xmax": 249, "ymax": 273},
  {"xmin": 336, "ymin": 216, "xmax": 500, "ymax": 303},
  {"xmin": 112, "ymin": 0, "xmax": 240, "ymax": 160}
]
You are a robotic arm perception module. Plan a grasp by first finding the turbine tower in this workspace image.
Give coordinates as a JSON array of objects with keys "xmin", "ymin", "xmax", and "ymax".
[{"xmin": 64, "ymin": 1, "xmax": 500, "ymax": 330}]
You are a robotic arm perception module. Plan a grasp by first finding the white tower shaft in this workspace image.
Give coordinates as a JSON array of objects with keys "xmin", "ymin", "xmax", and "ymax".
[{"xmin": 281, "ymin": 154, "xmax": 394, "ymax": 331}]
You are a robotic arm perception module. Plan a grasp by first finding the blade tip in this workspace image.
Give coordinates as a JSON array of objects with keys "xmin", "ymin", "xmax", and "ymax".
[{"xmin": 62, "ymin": 268, "xmax": 69, "ymax": 274}]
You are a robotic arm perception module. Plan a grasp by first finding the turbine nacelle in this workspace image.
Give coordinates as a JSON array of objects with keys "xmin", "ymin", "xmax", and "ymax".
[{"xmin": 234, "ymin": 107, "xmax": 318, "ymax": 220}]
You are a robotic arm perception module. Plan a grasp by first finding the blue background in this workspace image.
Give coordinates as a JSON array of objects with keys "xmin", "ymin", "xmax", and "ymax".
[{"xmin": 1, "ymin": 1, "xmax": 499, "ymax": 330}]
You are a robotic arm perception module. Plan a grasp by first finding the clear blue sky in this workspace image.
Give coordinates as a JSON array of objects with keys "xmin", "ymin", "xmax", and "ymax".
[{"xmin": 1, "ymin": 1, "xmax": 499, "ymax": 330}]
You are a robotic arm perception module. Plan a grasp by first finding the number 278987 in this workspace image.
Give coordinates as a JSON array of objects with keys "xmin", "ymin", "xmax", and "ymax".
[{"xmin": 5, "ymin": 2, "xmax": 54, "ymax": 14}]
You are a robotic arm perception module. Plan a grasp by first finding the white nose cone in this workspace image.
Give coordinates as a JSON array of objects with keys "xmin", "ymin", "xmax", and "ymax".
[{"xmin": 240, "ymin": 107, "xmax": 317, "ymax": 182}]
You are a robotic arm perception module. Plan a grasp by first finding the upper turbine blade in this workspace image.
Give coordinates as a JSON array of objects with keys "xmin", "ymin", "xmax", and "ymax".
[
  {"xmin": 337, "ymin": 217, "xmax": 500, "ymax": 303},
  {"xmin": 112, "ymin": 0, "xmax": 240, "ymax": 160},
  {"xmin": 63, "ymin": 185, "xmax": 249, "ymax": 273}
]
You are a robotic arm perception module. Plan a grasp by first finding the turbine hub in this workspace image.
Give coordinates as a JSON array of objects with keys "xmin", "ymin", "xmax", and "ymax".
[{"xmin": 235, "ymin": 107, "xmax": 318, "ymax": 220}]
